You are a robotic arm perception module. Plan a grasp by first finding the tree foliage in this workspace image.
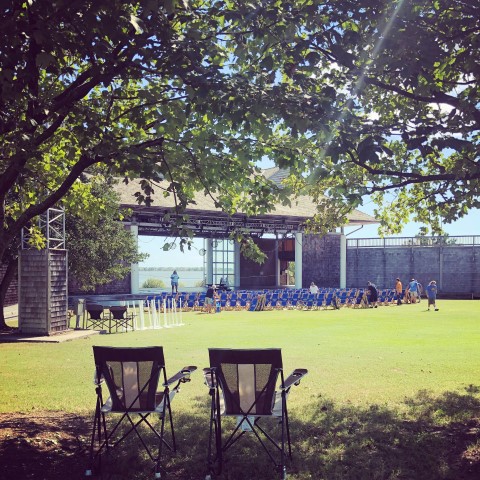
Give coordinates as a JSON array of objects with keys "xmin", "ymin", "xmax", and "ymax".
[
  {"xmin": 1, "ymin": 0, "xmax": 479, "ymax": 327},
  {"xmin": 277, "ymin": 0, "xmax": 480, "ymax": 235},
  {"xmin": 65, "ymin": 183, "xmax": 147, "ymax": 291},
  {"xmin": 142, "ymin": 278, "xmax": 166, "ymax": 288}
]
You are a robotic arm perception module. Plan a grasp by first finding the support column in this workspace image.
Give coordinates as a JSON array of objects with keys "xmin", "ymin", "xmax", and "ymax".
[
  {"xmin": 340, "ymin": 227, "xmax": 346, "ymax": 288},
  {"xmin": 206, "ymin": 239, "xmax": 214, "ymax": 285},
  {"xmin": 130, "ymin": 224, "xmax": 139, "ymax": 294},
  {"xmin": 274, "ymin": 234, "xmax": 279, "ymax": 287},
  {"xmin": 234, "ymin": 241, "xmax": 241, "ymax": 289},
  {"xmin": 294, "ymin": 232, "xmax": 303, "ymax": 289}
]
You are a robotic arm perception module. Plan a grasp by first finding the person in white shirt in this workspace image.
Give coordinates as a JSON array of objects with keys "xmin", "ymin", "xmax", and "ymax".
[{"xmin": 309, "ymin": 282, "xmax": 319, "ymax": 295}]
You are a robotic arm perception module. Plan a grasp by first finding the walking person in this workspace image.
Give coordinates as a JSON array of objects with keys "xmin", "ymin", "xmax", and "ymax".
[
  {"xmin": 204, "ymin": 285, "xmax": 218, "ymax": 313},
  {"xmin": 425, "ymin": 280, "xmax": 439, "ymax": 311},
  {"xmin": 395, "ymin": 277, "xmax": 403, "ymax": 305},
  {"xmin": 367, "ymin": 281, "xmax": 378, "ymax": 308},
  {"xmin": 170, "ymin": 270, "xmax": 179, "ymax": 294},
  {"xmin": 416, "ymin": 280, "xmax": 424, "ymax": 303}
]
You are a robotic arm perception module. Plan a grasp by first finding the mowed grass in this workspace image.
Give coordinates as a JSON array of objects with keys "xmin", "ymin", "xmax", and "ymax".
[
  {"xmin": 2, "ymin": 300, "xmax": 479, "ymax": 412},
  {"xmin": 1, "ymin": 300, "xmax": 480, "ymax": 479}
]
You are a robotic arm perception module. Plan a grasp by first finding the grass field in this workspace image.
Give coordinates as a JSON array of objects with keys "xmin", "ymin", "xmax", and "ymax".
[{"xmin": 1, "ymin": 300, "xmax": 480, "ymax": 479}]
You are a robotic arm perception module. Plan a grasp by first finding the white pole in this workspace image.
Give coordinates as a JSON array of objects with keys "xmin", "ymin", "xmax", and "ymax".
[
  {"xmin": 128, "ymin": 300, "xmax": 137, "ymax": 331},
  {"xmin": 127, "ymin": 301, "xmax": 133, "ymax": 330},
  {"xmin": 147, "ymin": 300, "xmax": 152, "ymax": 329},
  {"xmin": 179, "ymin": 298, "xmax": 184, "ymax": 325},
  {"xmin": 170, "ymin": 298, "xmax": 175, "ymax": 327},
  {"xmin": 151, "ymin": 299, "xmax": 160, "ymax": 329},
  {"xmin": 206, "ymin": 239, "xmax": 214, "ymax": 285},
  {"xmin": 138, "ymin": 300, "xmax": 145, "ymax": 330},
  {"xmin": 163, "ymin": 299, "xmax": 169, "ymax": 328},
  {"xmin": 175, "ymin": 299, "xmax": 180, "ymax": 326},
  {"xmin": 121, "ymin": 301, "xmax": 127, "ymax": 333},
  {"xmin": 171, "ymin": 298, "xmax": 177, "ymax": 326},
  {"xmin": 129, "ymin": 224, "xmax": 140, "ymax": 294}
]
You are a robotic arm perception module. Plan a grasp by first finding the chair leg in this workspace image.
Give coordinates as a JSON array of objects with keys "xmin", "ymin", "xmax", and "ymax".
[
  {"xmin": 155, "ymin": 412, "xmax": 167, "ymax": 479},
  {"xmin": 207, "ymin": 388, "xmax": 223, "ymax": 477},
  {"xmin": 86, "ymin": 393, "xmax": 107, "ymax": 476},
  {"xmin": 280, "ymin": 392, "xmax": 287, "ymax": 479},
  {"xmin": 154, "ymin": 393, "xmax": 176, "ymax": 478}
]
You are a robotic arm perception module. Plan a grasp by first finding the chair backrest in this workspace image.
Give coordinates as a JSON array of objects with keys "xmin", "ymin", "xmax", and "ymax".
[
  {"xmin": 87, "ymin": 304, "xmax": 104, "ymax": 319},
  {"xmin": 109, "ymin": 305, "xmax": 127, "ymax": 319},
  {"xmin": 93, "ymin": 346, "xmax": 166, "ymax": 412},
  {"xmin": 209, "ymin": 348, "xmax": 282, "ymax": 415}
]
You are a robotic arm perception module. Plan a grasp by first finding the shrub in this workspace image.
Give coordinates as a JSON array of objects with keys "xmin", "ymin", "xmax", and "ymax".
[{"xmin": 142, "ymin": 278, "xmax": 166, "ymax": 288}]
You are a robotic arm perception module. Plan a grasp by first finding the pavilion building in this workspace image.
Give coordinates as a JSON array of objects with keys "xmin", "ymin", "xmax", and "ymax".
[{"xmin": 116, "ymin": 167, "xmax": 377, "ymax": 292}]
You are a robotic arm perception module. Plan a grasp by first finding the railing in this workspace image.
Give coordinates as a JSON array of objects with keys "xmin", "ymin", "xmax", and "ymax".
[{"xmin": 347, "ymin": 235, "xmax": 480, "ymax": 248}]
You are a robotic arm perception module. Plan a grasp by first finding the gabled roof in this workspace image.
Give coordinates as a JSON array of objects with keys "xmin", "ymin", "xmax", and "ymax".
[{"xmin": 116, "ymin": 168, "xmax": 377, "ymax": 236}]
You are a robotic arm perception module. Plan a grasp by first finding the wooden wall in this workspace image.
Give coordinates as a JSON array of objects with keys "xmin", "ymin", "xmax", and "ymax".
[{"xmin": 18, "ymin": 250, "xmax": 68, "ymax": 335}]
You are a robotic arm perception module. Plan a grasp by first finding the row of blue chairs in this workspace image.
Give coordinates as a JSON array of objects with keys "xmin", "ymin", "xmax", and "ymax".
[{"xmin": 144, "ymin": 287, "xmax": 401, "ymax": 311}]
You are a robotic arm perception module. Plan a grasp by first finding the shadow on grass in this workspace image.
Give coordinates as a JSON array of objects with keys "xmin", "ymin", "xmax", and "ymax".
[{"xmin": 1, "ymin": 388, "xmax": 479, "ymax": 480}]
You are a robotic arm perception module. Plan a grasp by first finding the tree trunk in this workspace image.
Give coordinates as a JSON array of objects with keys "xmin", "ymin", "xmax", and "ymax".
[{"xmin": 0, "ymin": 257, "xmax": 18, "ymax": 330}]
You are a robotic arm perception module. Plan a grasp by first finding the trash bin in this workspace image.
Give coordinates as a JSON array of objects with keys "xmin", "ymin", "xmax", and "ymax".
[{"xmin": 74, "ymin": 298, "xmax": 85, "ymax": 329}]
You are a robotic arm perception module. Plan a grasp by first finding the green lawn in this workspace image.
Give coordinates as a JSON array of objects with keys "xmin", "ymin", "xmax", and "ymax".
[{"xmin": 1, "ymin": 300, "xmax": 480, "ymax": 479}]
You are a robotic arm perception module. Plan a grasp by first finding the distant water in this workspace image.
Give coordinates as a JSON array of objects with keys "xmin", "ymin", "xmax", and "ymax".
[{"xmin": 139, "ymin": 269, "xmax": 205, "ymax": 288}]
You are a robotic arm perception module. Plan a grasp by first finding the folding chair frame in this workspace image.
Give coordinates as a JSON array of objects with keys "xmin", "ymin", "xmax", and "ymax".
[
  {"xmin": 86, "ymin": 346, "xmax": 196, "ymax": 478},
  {"xmin": 108, "ymin": 305, "xmax": 134, "ymax": 333},
  {"xmin": 204, "ymin": 348, "xmax": 307, "ymax": 480},
  {"xmin": 85, "ymin": 304, "xmax": 106, "ymax": 331}
]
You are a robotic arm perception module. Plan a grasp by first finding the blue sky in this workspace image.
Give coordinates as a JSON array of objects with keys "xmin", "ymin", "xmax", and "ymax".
[
  {"xmin": 345, "ymin": 204, "xmax": 480, "ymax": 239},
  {"xmin": 138, "ymin": 236, "xmax": 205, "ymax": 268}
]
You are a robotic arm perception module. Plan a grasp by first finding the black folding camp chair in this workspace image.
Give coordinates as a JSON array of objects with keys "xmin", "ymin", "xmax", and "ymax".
[
  {"xmin": 203, "ymin": 348, "xmax": 307, "ymax": 479},
  {"xmin": 85, "ymin": 304, "xmax": 105, "ymax": 330},
  {"xmin": 108, "ymin": 305, "xmax": 134, "ymax": 333},
  {"xmin": 86, "ymin": 346, "xmax": 196, "ymax": 478}
]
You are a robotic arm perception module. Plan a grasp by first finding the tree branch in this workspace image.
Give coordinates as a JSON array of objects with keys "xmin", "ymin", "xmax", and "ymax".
[{"xmin": 6, "ymin": 155, "xmax": 105, "ymax": 244}]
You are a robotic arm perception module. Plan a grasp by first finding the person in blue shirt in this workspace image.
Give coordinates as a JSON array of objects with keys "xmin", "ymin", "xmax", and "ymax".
[
  {"xmin": 425, "ymin": 280, "xmax": 439, "ymax": 311},
  {"xmin": 407, "ymin": 278, "xmax": 418, "ymax": 303},
  {"xmin": 170, "ymin": 270, "xmax": 179, "ymax": 294}
]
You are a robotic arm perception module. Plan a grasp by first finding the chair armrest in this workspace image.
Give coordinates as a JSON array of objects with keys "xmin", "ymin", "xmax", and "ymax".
[
  {"xmin": 281, "ymin": 368, "xmax": 308, "ymax": 390},
  {"xmin": 164, "ymin": 366, "xmax": 197, "ymax": 386},
  {"xmin": 203, "ymin": 367, "xmax": 217, "ymax": 389}
]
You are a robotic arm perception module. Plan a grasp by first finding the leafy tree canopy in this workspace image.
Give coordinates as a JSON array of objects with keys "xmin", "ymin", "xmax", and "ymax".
[
  {"xmin": 1, "ymin": 0, "xmax": 478, "ymax": 263},
  {"xmin": 280, "ymin": 0, "xmax": 479, "ymax": 235},
  {"xmin": 65, "ymin": 181, "xmax": 147, "ymax": 291}
]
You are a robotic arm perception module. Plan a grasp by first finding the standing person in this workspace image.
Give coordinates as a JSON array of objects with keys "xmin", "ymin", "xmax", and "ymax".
[
  {"xmin": 416, "ymin": 280, "xmax": 423, "ymax": 303},
  {"xmin": 367, "ymin": 281, "xmax": 378, "ymax": 308},
  {"xmin": 425, "ymin": 280, "xmax": 439, "ymax": 311},
  {"xmin": 395, "ymin": 278, "xmax": 403, "ymax": 305},
  {"xmin": 204, "ymin": 285, "xmax": 217, "ymax": 313},
  {"xmin": 408, "ymin": 278, "xmax": 419, "ymax": 303},
  {"xmin": 170, "ymin": 270, "xmax": 179, "ymax": 294},
  {"xmin": 219, "ymin": 276, "xmax": 230, "ymax": 291}
]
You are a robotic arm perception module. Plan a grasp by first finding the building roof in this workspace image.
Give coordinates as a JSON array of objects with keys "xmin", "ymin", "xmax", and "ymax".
[{"xmin": 116, "ymin": 168, "xmax": 377, "ymax": 236}]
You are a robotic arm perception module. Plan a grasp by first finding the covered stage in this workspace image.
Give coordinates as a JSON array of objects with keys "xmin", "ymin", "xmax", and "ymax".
[{"xmin": 116, "ymin": 168, "xmax": 377, "ymax": 291}]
